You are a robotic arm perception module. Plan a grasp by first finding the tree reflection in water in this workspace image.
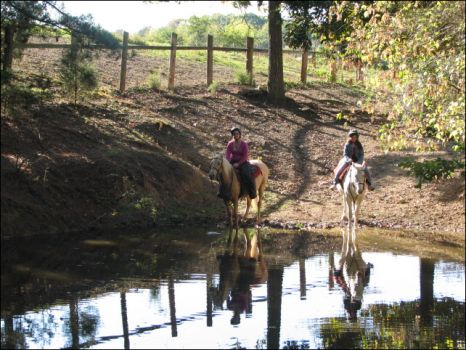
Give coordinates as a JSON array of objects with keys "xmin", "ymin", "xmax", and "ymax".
[
  {"xmin": 1, "ymin": 227, "xmax": 464, "ymax": 349},
  {"xmin": 320, "ymin": 228, "xmax": 465, "ymax": 349}
]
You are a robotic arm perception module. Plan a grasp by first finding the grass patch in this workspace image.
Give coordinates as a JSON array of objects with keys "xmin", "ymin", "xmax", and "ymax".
[{"xmin": 147, "ymin": 70, "xmax": 161, "ymax": 90}]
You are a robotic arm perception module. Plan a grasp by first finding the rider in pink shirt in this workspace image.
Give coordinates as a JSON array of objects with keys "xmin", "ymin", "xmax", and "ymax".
[
  {"xmin": 226, "ymin": 136, "xmax": 249, "ymax": 166},
  {"xmin": 223, "ymin": 127, "xmax": 256, "ymax": 199}
]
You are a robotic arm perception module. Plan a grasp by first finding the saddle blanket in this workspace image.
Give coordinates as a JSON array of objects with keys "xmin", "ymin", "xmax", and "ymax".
[
  {"xmin": 251, "ymin": 164, "xmax": 262, "ymax": 178},
  {"xmin": 334, "ymin": 165, "xmax": 350, "ymax": 181},
  {"xmin": 234, "ymin": 164, "xmax": 262, "ymax": 179}
]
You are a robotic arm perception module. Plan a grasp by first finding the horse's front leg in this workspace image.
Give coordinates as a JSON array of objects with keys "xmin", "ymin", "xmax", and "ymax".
[
  {"xmin": 233, "ymin": 199, "xmax": 239, "ymax": 236},
  {"xmin": 354, "ymin": 196, "xmax": 364, "ymax": 228},
  {"xmin": 243, "ymin": 197, "xmax": 252, "ymax": 223},
  {"xmin": 227, "ymin": 226, "xmax": 233, "ymax": 246},
  {"xmin": 354, "ymin": 198, "xmax": 362, "ymax": 227},
  {"xmin": 256, "ymin": 184, "xmax": 264, "ymax": 226},
  {"xmin": 345, "ymin": 196, "xmax": 353, "ymax": 230},
  {"xmin": 341, "ymin": 194, "xmax": 348, "ymax": 224},
  {"xmin": 225, "ymin": 201, "xmax": 233, "ymax": 229}
]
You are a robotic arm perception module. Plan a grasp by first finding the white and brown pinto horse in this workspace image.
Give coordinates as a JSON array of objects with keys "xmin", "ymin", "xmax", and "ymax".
[
  {"xmin": 337, "ymin": 161, "xmax": 367, "ymax": 229},
  {"xmin": 209, "ymin": 153, "xmax": 269, "ymax": 232}
]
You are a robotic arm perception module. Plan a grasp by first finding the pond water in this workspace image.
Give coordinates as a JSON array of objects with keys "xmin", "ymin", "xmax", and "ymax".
[{"xmin": 1, "ymin": 227, "xmax": 464, "ymax": 349}]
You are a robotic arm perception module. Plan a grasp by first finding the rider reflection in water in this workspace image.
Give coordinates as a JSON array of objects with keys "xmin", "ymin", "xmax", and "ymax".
[
  {"xmin": 213, "ymin": 228, "xmax": 267, "ymax": 325},
  {"xmin": 332, "ymin": 229, "xmax": 373, "ymax": 320},
  {"xmin": 227, "ymin": 273, "xmax": 253, "ymax": 325}
]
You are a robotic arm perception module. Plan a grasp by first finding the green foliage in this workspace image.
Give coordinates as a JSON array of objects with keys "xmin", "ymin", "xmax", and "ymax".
[
  {"xmin": 1, "ymin": 81, "xmax": 41, "ymax": 115},
  {"xmin": 1, "ymin": 0, "xmax": 119, "ymax": 94},
  {"xmin": 398, "ymin": 158, "xmax": 465, "ymax": 188},
  {"xmin": 132, "ymin": 196, "xmax": 158, "ymax": 220},
  {"xmin": 60, "ymin": 34, "xmax": 98, "ymax": 104},
  {"xmin": 1, "ymin": 70, "xmax": 55, "ymax": 115},
  {"xmin": 120, "ymin": 176, "xmax": 158, "ymax": 222},
  {"xmin": 207, "ymin": 81, "xmax": 220, "ymax": 94},
  {"xmin": 147, "ymin": 70, "xmax": 161, "ymax": 90},
  {"xmin": 340, "ymin": 1, "xmax": 465, "ymax": 153},
  {"xmin": 1, "ymin": 1, "xmax": 120, "ymax": 52},
  {"xmin": 282, "ymin": 1, "xmax": 333, "ymax": 50},
  {"xmin": 125, "ymin": 13, "xmax": 268, "ymax": 48},
  {"xmin": 235, "ymin": 70, "xmax": 253, "ymax": 85}
]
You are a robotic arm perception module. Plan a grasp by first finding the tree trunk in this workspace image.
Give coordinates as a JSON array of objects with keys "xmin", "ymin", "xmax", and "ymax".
[
  {"xmin": 419, "ymin": 258, "xmax": 434, "ymax": 327},
  {"xmin": 267, "ymin": 1, "xmax": 285, "ymax": 105},
  {"xmin": 120, "ymin": 292, "xmax": 130, "ymax": 349},
  {"xmin": 2, "ymin": 25, "xmax": 14, "ymax": 83},
  {"xmin": 267, "ymin": 265, "xmax": 284, "ymax": 349},
  {"xmin": 69, "ymin": 298, "xmax": 80, "ymax": 349}
]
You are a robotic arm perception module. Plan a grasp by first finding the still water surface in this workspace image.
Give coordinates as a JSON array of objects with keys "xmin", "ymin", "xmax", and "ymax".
[{"xmin": 1, "ymin": 227, "xmax": 464, "ymax": 349}]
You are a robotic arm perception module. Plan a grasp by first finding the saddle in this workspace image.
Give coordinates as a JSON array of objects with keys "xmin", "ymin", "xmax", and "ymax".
[
  {"xmin": 334, "ymin": 165, "xmax": 350, "ymax": 182},
  {"xmin": 333, "ymin": 162, "xmax": 368, "ymax": 182}
]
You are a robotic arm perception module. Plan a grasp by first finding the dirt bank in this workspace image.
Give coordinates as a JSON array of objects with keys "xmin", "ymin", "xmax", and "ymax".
[{"xmin": 1, "ymin": 44, "xmax": 464, "ymax": 245}]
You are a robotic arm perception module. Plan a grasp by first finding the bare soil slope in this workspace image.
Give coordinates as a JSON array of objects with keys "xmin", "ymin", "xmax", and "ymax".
[{"xmin": 1, "ymin": 44, "xmax": 464, "ymax": 245}]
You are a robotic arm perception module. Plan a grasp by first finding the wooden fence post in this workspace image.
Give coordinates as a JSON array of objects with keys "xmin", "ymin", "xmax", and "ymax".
[
  {"xmin": 357, "ymin": 60, "xmax": 364, "ymax": 82},
  {"xmin": 301, "ymin": 48, "xmax": 308, "ymax": 84},
  {"xmin": 312, "ymin": 52, "xmax": 317, "ymax": 67},
  {"xmin": 246, "ymin": 36, "xmax": 254, "ymax": 86},
  {"xmin": 330, "ymin": 58, "xmax": 337, "ymax": 83},
  {"xmin": 119, "ymin": 31, "xmax": 129, "ymax": 93},
  {"xmin": 168, "ymin": 32, "xmax": 177, "ymax": 90},
  {"xmin": 207, "ymin": 34, "xmax": 213, "ymax": 86},
  {"xmin": 2, "ymin": 25, "xmax": 15, "ymax": 82}
]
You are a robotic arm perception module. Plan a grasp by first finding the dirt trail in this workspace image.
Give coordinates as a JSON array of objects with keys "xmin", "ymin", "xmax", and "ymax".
[{"xmin": 117, "ymin": 83, "xmax": 465, "ymax": 239}]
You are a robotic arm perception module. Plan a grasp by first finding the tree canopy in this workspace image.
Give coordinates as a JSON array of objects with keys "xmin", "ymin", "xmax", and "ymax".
[
  {"xmin": 333, "ymin": 1, "xmax": 465, "ymax": 153},
  {"xmin": 1, "ymin": 1, "xmax": 120, "ymax": 60}
]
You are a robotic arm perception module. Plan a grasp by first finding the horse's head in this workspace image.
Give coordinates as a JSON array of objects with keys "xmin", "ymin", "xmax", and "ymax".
[
  {"xmin": 209, "ymin": 153, "xmax": 224, "ymax": 181},
  {"xmin": 351, "ymin": 162, "xmax": 366, "ymax": 194}
]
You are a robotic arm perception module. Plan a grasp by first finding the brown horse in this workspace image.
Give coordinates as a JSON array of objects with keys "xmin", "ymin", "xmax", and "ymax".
[{"xmin": 208, "ymin": 153, "xmax": 269, "ymax": 232}]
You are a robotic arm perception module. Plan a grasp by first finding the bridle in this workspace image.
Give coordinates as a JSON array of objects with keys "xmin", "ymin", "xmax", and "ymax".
[{"xmin": 210, "ymin": 156, "xmax": 223, "ymax": 182}]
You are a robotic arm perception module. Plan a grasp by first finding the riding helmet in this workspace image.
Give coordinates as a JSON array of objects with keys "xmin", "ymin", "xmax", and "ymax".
[
  {"xmin": 230, "ymin": 127, "xmax": 241, "ymax": 135},
  {"xmin": 348, "ymin": 129, "xmax": 359, "ymax": 137}
]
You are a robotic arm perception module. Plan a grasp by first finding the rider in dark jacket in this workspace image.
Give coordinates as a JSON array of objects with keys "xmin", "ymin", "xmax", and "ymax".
[{"xmin": 330, "ymin": 129, "xmax": 375, "ymax": 191}]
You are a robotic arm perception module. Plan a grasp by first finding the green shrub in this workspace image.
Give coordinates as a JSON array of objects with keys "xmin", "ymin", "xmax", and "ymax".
[
  {"xmin": 207, "ymin": 81, "xmax": 220, "ymax": 94},
  {"xmin": 60, "ymin": 62, "xmax": 98, "ymax": 103},
  {"xmin": 60, "ymin": 35, "xmax": 98, "ymax": 104},
  {"xmin": 1, "ymin": 82, "xmax": 43, "ymax": 115},
  {"xmin": 147, "ymin": 71, "xmax": 161, "ymax": 90},
  {"xmin": 235, "ymin": 70, "xmax": 253, "ymax": 86},
  {"xmin": 398, "ymin": 158, "xmax": 465, "ymax": 188}
]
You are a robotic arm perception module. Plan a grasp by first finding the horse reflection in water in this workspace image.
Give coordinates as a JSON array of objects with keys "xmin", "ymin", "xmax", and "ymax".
[
  {"xmin": 212, "ymin": 227, "xmax": 268, "ymax": 325},
  {"xmin": 330, "ymin": 227, "xmax": 373, "ymax": 320}
]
